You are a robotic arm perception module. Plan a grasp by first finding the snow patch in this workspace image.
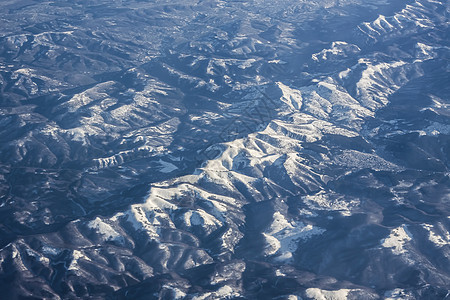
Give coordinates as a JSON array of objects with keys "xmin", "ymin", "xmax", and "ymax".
[
  {"xmin": 158, "ymin": 159, "xmax": 178, "ymax": 173},
  {"xmin": 25, "ymin": 249, "xmax": 49, "ymax": 264},
  {"xmin": 422, "ymin": 224, "xmax": 450, "ymax": 248},
  {"xmin": 305, "ymin": 288, "xmax": 360, "ymax": 300},
  {"xmin": 384, "ymin": 288, "xmax": 414, "ymax": 299},
  {"xmin": 264, "ymin": 212, "xmax": 324, "ymax": 261},
  {"xmin": 303, "ymin": 191, "xmax": 359, "ymax": 216},
  {"xmin": 14, "ymin": 68, "xmax": 34, "ymax": 76},
  {"xmin": 382, "ymin": 225, "xmax": 412, "ymax": 255},
  {"xmin": 276, "ymin": 82, "xmax": 303, "ymax": 111},
  {"xmin": 356, "ymin": 60, "xmax": 407, "ymax": 108},
  {"xmin": 312, "ymin": 41, "xmax": 360, "ymax": 62},
  {"xmin": 41, "ymin": 245, "xmax": 61, "ymax": 257},
  {"xmin": 334, "ymin": 150, "xmax": 403, "ymax": 171},
  {"xmin": 415, "ymin": 42, "xmax": 436, "ymax": 62},
  {"xmin": 162, "ymin": 285, "xmax": 186, "ymax": 299},
  {"xmin": 88, "ymin": 217, "xmax": 123, "ymax": 243},
  {"xmin": 192, "ymin": 285, "xmax": 241, "ymax": 300},
  {"xmin": 183, "ymin": 210, "xmax": 221, "ymax": 227},
  {"xmin": 68, "ymin": 250, "xmax": 91, "ymax": 271}
]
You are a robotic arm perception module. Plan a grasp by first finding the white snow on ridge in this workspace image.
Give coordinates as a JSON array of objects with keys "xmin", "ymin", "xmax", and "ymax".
[
  {"xmin": 303, "ymin": 191, "xmax": 359, "ymax": 217},
  {"xmin": 312, "ymin": 41, "xmax": 360, "ymax": 62},
  {"xmin": 161, "ymin": 285, "xmax": 186, "ymax": 299},
  {"xmin": 14, "ymin": 68, "xmax": 34, "ymax": 76},
  {"xmin": 106, "ymin": 60, "xmax": 419, "ymax": 251},
  {"xmin": 305, "ymin": 288, "xmax": 362, "ymax": 300},
  {"xmin": 420, "ymin": 122, "xmax": 450, "ymax": 136},
  {"xmin": 422, "ymin": 223, "xmax": 450, "ymax": 248},
  {"xmin": 183, "ymin": 210, "xmax": 221, "ymax": 227},
  {"xmin": 382, "ymin": 225, "xmax": 412, "ymax": 255},
  {"xmin": 284, "ymin": 77, "xmax": 376, "ymax": 129},
  {"xmin": 357, "ymin": 0, "xmax": 440, "ymax": 40},
  {"xmin": 356, "ymin": 60, "xmax": 407, "ymax": 109},
  {"xmin": 68, "ymin": 250, "xmax": 91, "ymax": 272},
  {"xmin": 88, "ymin": 217, "xmax": 123, "ymax": 242},
  {"xmin": 25, "ymin": 248, "xmax": 49, "ymax": 264},
  {"xmin": 192, "ymin": 285, "xmax": 241, "ymax": 300},
  {"xmin": 268, "ymin": 59, "xmax": 285, "ymax": 64},
  {"xmin": 384, "ymin": 288, "xmax": 415, "ymax": 299},
  {"xmin": 158, "ymin": 159, "xmax": 178, "ymax": 173},
  {"xmin": 41, "ymin": 245, "xmax": 61, "ymax": 257},
  {"xmin": 277, "ymin": 81, "xmax": 303, "ymax": 111},
  {"xmin": 111, "ymin": 178, "xmax": 239, "ymax": 245},
  {"xmin": 125, "ymin": 206, "xmax": 162, "ymax": 239},
  {"xmin": 63, "ymin": 81, "xmax": 116, "ymax": 113},
  {"xmin": 47, "ymin": 42, "xmax": 421, "ymax": 280},
  {"xmin": 414, "ymin": 42, "xmax": 436, "ymax": 62},
  {"xmin": 263, "ymin": 212, "xmax": 324, "ymax": 261}
]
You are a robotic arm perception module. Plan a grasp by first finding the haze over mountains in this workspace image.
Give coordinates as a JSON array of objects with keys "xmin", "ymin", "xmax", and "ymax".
[{"xmin": 0, "ymin": 0, "xmax": 449, "ymax": 299}]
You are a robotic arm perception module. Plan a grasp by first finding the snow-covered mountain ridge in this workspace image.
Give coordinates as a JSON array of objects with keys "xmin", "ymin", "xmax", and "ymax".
[{"xmin": 0, "ymin": 0, "xmax": 449, "ymax": 298}]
